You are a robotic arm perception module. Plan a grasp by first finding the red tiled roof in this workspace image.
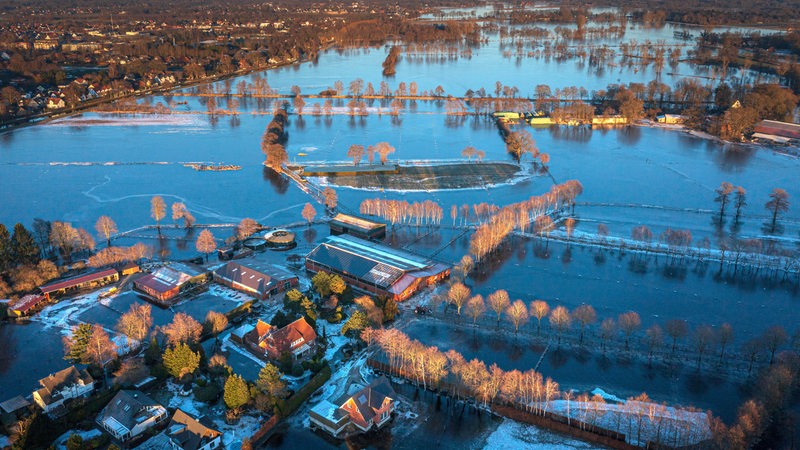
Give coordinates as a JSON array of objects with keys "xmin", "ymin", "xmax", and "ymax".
[
  {"xmin": 135, "ymin": 273, "xmax": 178, "ymax": 294},
  {"xmin": 39, "ymin": 268, "xmax": 118, "ymax": 294},
  {"xmin": 268, "ymin": 317, "xmax": 317, "ymax": 354}
]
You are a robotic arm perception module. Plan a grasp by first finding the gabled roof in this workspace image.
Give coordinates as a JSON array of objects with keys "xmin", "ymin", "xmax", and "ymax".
[
  {"xmin": 11, "ymin": 294, "xmax": 45, "ymax": 313},
  {"xmin": 166, "ymin": 409, "xmax": 221, "ymax": 450},
  {"xmin": 337, "ymin": 377, "xmax": 395, "ymax": 429},
  {"xmin": 329, "ymin": 213, "xmax": 386, "ymax": 232},
  {"xmin": 100, "ymin": 390, "xmax": 163, "ymax": 432},
  {"xmin": 267, "ymin": 317, "xmax": 317, "ymax": 354},
  {"xmin": 40, "ymin": 268, "xmax": 118, "ymax": 294},
  {"xmin": 213, "ymin": 261, "xmax": 295, "ymax": 295},
  {"xmin": 39, "ymin": 366, "xmax": 93, "ymax": 393}
]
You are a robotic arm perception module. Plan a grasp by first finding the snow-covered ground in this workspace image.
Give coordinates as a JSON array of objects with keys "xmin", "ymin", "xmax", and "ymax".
[
  {"xmin": 483, "ymin": 419, "xmax": 599, "ymax": 450},
  {"xmin": 32, "ymin": 290, "xmax": 105, "ymax": 335},
  {"xmin": 207, "ymin": 285, "xmax": 255, "ymax": 304},
  {"xmin": 52, "ymin": 428, "xmax": 103, "ymax": 450}
]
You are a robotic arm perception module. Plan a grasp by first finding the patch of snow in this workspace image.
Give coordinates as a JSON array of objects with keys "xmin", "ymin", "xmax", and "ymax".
[
  {"xmin": 208, "ymin": 284, "xmax": 253, "ymax": 304},
  {"xmin": 212, "ymin": 414, "xmax": 263, "ymax": 450},
  {"xmin": 220, "ymin": 333, "xmax": 266, "ymax": 368},
  {"xmin": 484, "ymin": 419, "xmax": 596, "ymax": 450},
  {"xmin": 31, "ymin": 290, "xmax": 105, "ymax": 332},
  {"xmin": 53, "ymin": 428, "xmax": 103, "ymax": 450},
  {"xmin": 590, "ymin": 388, "xmax": 624, "ymax": 403}
]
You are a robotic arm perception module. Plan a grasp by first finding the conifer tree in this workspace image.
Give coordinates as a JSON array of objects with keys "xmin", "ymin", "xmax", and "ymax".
[
  {"xmin": 256, "ymin": 363, "xmax": 287, "ymax": 408},
  {"xmin": 11, "ymin": 223, "xmax": 40, "ymax": 266},
  {"xmin": 63, "ymin": 323, "xmax": 94, "ymax": 364},
  {"xmin": 163, "ymin": 343, "xmax": 201, "ymax": 379},
  {"xmin": 224, "ymin": 374, "xmax": 250, "ymax": 410},
  {"xmin": 0, "ymin": 224, "xmax": 11, "ymax": 271}
]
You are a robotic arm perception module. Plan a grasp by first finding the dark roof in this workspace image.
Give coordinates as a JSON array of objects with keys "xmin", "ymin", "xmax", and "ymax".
[
  {"xmin": 0, "ymin": 395, "xmax": 31, "ymax": 414},
  {"xmin": 135, "ymin": 273, "xmax": 178, "ymax": 294},
  {"xmin": 39, "ymin": 366, "xmax": 93, "ymax": 393},
  {"xmin": 40, "ymin": 268, "xmax": 118, "ymax": 294},
  {"xmin": 166, "ymin": 409, "xmax": 221, "ymax": 450},
  {"xmin": 100, "ymin": 390, "xmax": 162, "ymax": 431},
  {"xmin": 213, "ymin": 261, "xmax": 296, "ymax": 295},
  {"xmin": 305, "ymin": 235, "xmax": 441, "ymax": 288},
  {"xmin": 329, "ymin": 213, "xmax": 386, "ymax": 232},
  {"xmin": 337, "ymin": 377, "xmax": 395, "ymax": 428}
]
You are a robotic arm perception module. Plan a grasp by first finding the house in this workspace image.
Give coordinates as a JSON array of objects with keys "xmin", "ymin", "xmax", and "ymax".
[
  {"xmin": 8, "ymin": 294, "xmax": 46, "ymax": 316},
  {"xmin": 656, "ymin": 114, "xmax": 685, "ymax": 124},
  {"xmin": 39, "ymin": 268, "xmax": 120, "ymax": 300},
  {"xmin": 33, "ymin": 366, "xmax": 95, "ymax": 415},
  {"xmin": 329, "ymin": 213, "xmax": 386, "ymax": 240},
  {"xmin": 134, "ymin": 263, "xmax": 207, "ymax": 302},
  {"xmin": 164, "ymin": 409, "xmax": 222, "ymax": 450},
  {"xmin": 97, "ymin": 390, "xmax": 168, "ymax": 442},
  {"xmin": 119, "ymin": 262, "xmax": 141, "ymax": 276},
  {"xmin": 244, "ymin": 317, "xmax": 317, "ymax": 361},
  {"xmin": 47, "ymin": 97, "xmax": 66, "ymax": 109},
  {"xmin": 310, "ymin": 377, "xmax": 396, "ymax": 436},
  {"xmin": 305, "ymin": 235, "xmax": 450, "ymax": 302},
  {"xmin": 212, "ymin": 261, "xmax": 298, "ymax": 299}
]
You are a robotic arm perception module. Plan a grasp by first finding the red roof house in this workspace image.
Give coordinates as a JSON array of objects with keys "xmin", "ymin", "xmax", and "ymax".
[{"xmin": 245, "ymin": 317, "xmax": 317, "ymax": 361}]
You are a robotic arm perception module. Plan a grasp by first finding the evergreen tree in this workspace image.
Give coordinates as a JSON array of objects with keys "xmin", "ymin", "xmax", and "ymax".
[
  {"xmin": 162, "ymin": 343, "xmax": 200, "ymax": 379},
  {"xmin": 223, "ymin": 374, "xmax": 250, "ymax": 410},
  {"xmin": 64, "ymin": 323, "xmax": 94, "ymax": 364},
  {"xmin": 144, "ymin": 337, "xmax": 162, "ymax": 366},
  {"xmin": 382, "ymin": 298, "xmax": 399, "ymax": 322},
  {"xmin": 256, "ymin": 363, "xmax": 287, "ymax": 403},
  {"xmin": 11, "ymin": 223, "xmax": 41, "ymax": 266},
  {"xmin": 65, "ymin": 433, "xmax": 83, "ymax": 450},
  {"xmin": 0, "ymin": 224, "xmax": 11, "ymax": 271},
  {"xmin": 341, "ymin": 310, "xmax": 369, "ymax": 337}
]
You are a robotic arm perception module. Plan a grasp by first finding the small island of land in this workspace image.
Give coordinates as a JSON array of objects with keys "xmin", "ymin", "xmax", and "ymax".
[{"xmin": 293, "ymin": 161, "xmax": 525, "ymax": 190}]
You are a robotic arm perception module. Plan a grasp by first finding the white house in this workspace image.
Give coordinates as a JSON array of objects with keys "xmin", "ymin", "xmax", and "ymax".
[
  {"xmin": 97, "ymin": 390, "xmax": 168, "ymax": 442},
  {"xmin": 33, "ymin": 366, "xmax": 95, "ymax": 415}
]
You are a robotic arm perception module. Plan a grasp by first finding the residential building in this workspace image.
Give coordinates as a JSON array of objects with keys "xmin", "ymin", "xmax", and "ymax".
[
  {"xmin": 213, "ymin": 261, "xmax": 298, "ymax": 299},
  {"xmin": 164, "ymin": 409, "xmax": 222, "ymax": 450},
  {"xmin": 328, "ymin": 213, "xmax": 386, "ymax": 240},
  {"xmin": 309, "ymin": 377, "xmax": 396, "ymax": 436},
  {"xmin": 97, "ymin": 390, "xmax": 168, "ymax": 442},
  {"xmin": 33, "ymin": 366, "xmax": 95, "ymax": 415},
  {"xmin": 244, "ymin": 317, "xmax": 317, "ymax": 360},
  {"xmin": 39, "ymin": 268, "xmax": 119, "ymax": 300},
  {"xmin": 305, "ymin": 235, "xmax": 450, "ymax": 302}
]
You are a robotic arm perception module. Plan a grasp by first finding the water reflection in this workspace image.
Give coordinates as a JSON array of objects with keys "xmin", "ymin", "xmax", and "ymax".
[
  {"xmin": 263, "ymin": 166, "xmax": 289, "ymax": 194},
  {"xmin": 712, "ymin": 143, "xmax": 755, "ymax": 172},
  {"xmin": 616, "ymin": 125, "xmax": 641, "ymax": 145},
  {"xmin": 548, "ymin": 125, "xmax": 592, "ymax": 142}
]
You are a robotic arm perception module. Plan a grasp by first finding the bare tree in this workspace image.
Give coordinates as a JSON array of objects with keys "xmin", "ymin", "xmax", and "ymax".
[
  {"xmin": 236, "ymin": 218, "xmax": 259, "ymax": 240},
  {"xmin": 466, "ymin": 295, "xmax": 486, "ymax": 326},
  {"xmin": 347, "ymin": 144, "xmax": 365, "ymax": 166},
  {"xmin": 564, "ymin": 218, "xmax": 576, "ymax": 242},
  {"xmin": 618, "ymin": 312, "xmax": 641, "ymax": 349},
  {"xmin": 116, "ymin": 303, "xmax": 152, "ymax": 344},
  {"xmin": 205, "ymin": 311, "xmax": 229, "ymax": 335},
  {"xmin": 571, "ymin": 304, "xmax": 596, "ymax": 343},
  {"xmin": 196, "ymin": 229, "xmax": 217, "ymax": 262},
  {"xmin": 163, "ymin": 312, "xmax": 203, "ymax": 346},
  {"xmin": 301, "ymin": 203, "xmax": 317, "ymax": 225},
  {"xmin": 506, "ymin": 300, "xmax": 529, "ymax": 333},
  {"xmin": 644, "ymin": 324, "xmax": 663, "ymax": 363},
  {"xmin": 374, "ymin": 142, "xmax": 396, "ymax": 165},
  {"xmin": 549, "ymin": 306, "xmax": 571, "ymax": 344},
  {"xmin": 461, "ymin": 146, "xmax": 477, "ymax": 162},
  {"xmin": 693, "ymin": 325, "xmax": 715, "ymax": 367},
  {"xmin": 715, "ymin": 182, "xmax": 735, "ymax": 219},
  {"xmin": 151, "ymin": 196, "xmax": 167, "ymax": 234},
  {"xmin": 717, "ymin": 323, "xmax": 733, "ymax": 364},
  {"xmin": 762, "ymin": 325, "xmax": 787, "ymax": 365},
  {"xmin": 765, "ymin": 188, "xmax": 789, "ymax": 233},
  {"xmin": 665, "ymin": 319, "xmax": 688, "ymax": 354},
  {"xmin": 530, "ymin": 300, "xmax": 550, "ymax": 336},
  {"xmin": 733, "ymin": 186, "xmax": 747, "ymax": 223},
  {"xmin": 50, "ymin": 221, "xmax": 81, "ymax": 263},
  {"xmin": 95, "ymin": 216, "xmax": 118, "ymax": 247},
  {"xmin": 488, "ymin": 290, "xmax": 510, "ymax": 327},
  {"xmin": 448, "ymin": 282, "xmax": 471, "ymax": 317},
  {"xmin": 85, "ymin": 324, "xmax": 117, "ymax": 368},
  {"xmin": 323, "ymin": 187, "xmax": 338, "ymax": 211},
  {"xmin": 600, "ymin": 318, "xmax": 616, "ymax": 352}
]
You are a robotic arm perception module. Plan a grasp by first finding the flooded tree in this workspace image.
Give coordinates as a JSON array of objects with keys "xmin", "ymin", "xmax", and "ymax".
[
  {"xmin": 466, "ymin": 294, "xmax": 486, "ymax": 326},
  {"xmin": 564, "ymin": 217, "xmax": 576, "ymax": 242},
  {"xmin": 692, "ymin": 325, "xmax": 715, "ymax": 367},
  {"xmin": 618, "ymin": 312, "xmax": 641, "ymax": 349},
  {"xmin": 374, "ymin": 141, "xmax": 396, "ymax": 165},
  {"xmin": 733, "ymin": 186, "xmax": 747, "ymax": 224},
  {"xmin": 94, "ymin": 216, "xmax": 118, "ymax": 248},
  {"xmin": 764, "ymin": 188, "xmax": 789, "ymax": 233},
  {"xmin": 151, "ymin": 196, "xmax": 166, "ymax": 234},
  {"xmin": 488, "ymin": 290, "xmax": 510, "ymax": 327},
  {"xmin": 550, "ymin": 306, "xmax": 571, "ymax": 344},
  {"xmin": 301, "ymin": 203, "xmax": 317, "ymax": 225},
  {"xmin": 714, "ymin": 182, "xmax": 735, "ymax": 219},
  {"xmin": 236, "ymin": 218, "xmax": 259, "ymax": 240},
  {"xmin": 461, "ymin": 145, "xmax": 477, "ymax": 161},
  {"xmin": 529, "ymin": 300, "xmax": 550, "ymax": 336},
  {"xmin": 195, "ymin": 229, "xmax": 217, "ymax": 261},
  {"xmin": 717, "ymin": 323, "xmax": 734, "ymax": 363},
  {"xmin": 665, "ymin": 319, "xmax": 688, "ymax": 354},
  {"xmin": 761, "ymin": 325, "xmax": 788, "ymax": 365},
  {"xmin": 571, "ymin": 304, "xmax": 596, "ymax": 343},
  {"xmin": 382, "ymin": 46, "xmax": 401, "ymax": 76},
  {"xmin": 448, "ymin": 282, "xmax": 470, "ymax": 317},
  {"xmin": 599, "ymin": 318, "xmax": 616, "ymax": 352},
  {"xmin": 506, "ymin": 299, "xmax": 529, "ymax": 333},
  {"xmin": 323, "ymin": 187, "xmax": 338, "ymax": 212},
  {"xmin": 347, "ymin": 144, "xmax": 365, "ymax": 166},
  {"xmin": 644, "ymin": 325, "xmax": 663, "ymax": 363},
  {"xmin": 505, "ymin": 129, "xmax": 538, "ymax": 163}
]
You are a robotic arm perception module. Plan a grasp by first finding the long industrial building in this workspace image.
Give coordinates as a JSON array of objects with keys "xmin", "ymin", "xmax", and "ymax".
[{"xmin": 305, "ymin": 235, "xmax": 450, "ymax": 301}]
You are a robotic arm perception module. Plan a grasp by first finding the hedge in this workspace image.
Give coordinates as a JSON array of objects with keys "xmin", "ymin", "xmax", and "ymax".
[{"xmin": 280, "ymin": 364, "xmax": 331, "ymax": 418}]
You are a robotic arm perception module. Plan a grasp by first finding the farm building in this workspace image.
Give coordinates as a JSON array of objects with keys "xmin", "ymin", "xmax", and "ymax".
[
  {"xmin": 134, "ymin": 263, "xmax": 207, "ymax": 303},
  {"xmin": 753, "ymin": 120, "xmax": 800, "ymax": 141},
  {"xmin": 39, "ymin": 269, "xmax": 119, "ymax": 300},
  {"xmin": 305, "ymin": 235, "xmax": 450, "ymax": 302},
  {"xmin": 329, "ymin": 213, "xmax": 386, "ymax": 240},
  {"xmin": 8, "ymin": 294, "xmax": 46, "ymax": 317},
  {"xmin": 213, "ymin": 261, "xmax": 298, "ymax": 299}
]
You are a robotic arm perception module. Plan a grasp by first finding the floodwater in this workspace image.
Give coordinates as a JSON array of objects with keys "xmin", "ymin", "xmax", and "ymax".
[{"xmin": 0, "ymin": 18, "xmax": 797, "ymax": 426}]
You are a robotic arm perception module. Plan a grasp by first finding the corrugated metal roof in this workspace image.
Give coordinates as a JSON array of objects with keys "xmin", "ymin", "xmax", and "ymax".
[{"xmin": 40, "ymin": 268, "xmax": 118, "ymax": 294}]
